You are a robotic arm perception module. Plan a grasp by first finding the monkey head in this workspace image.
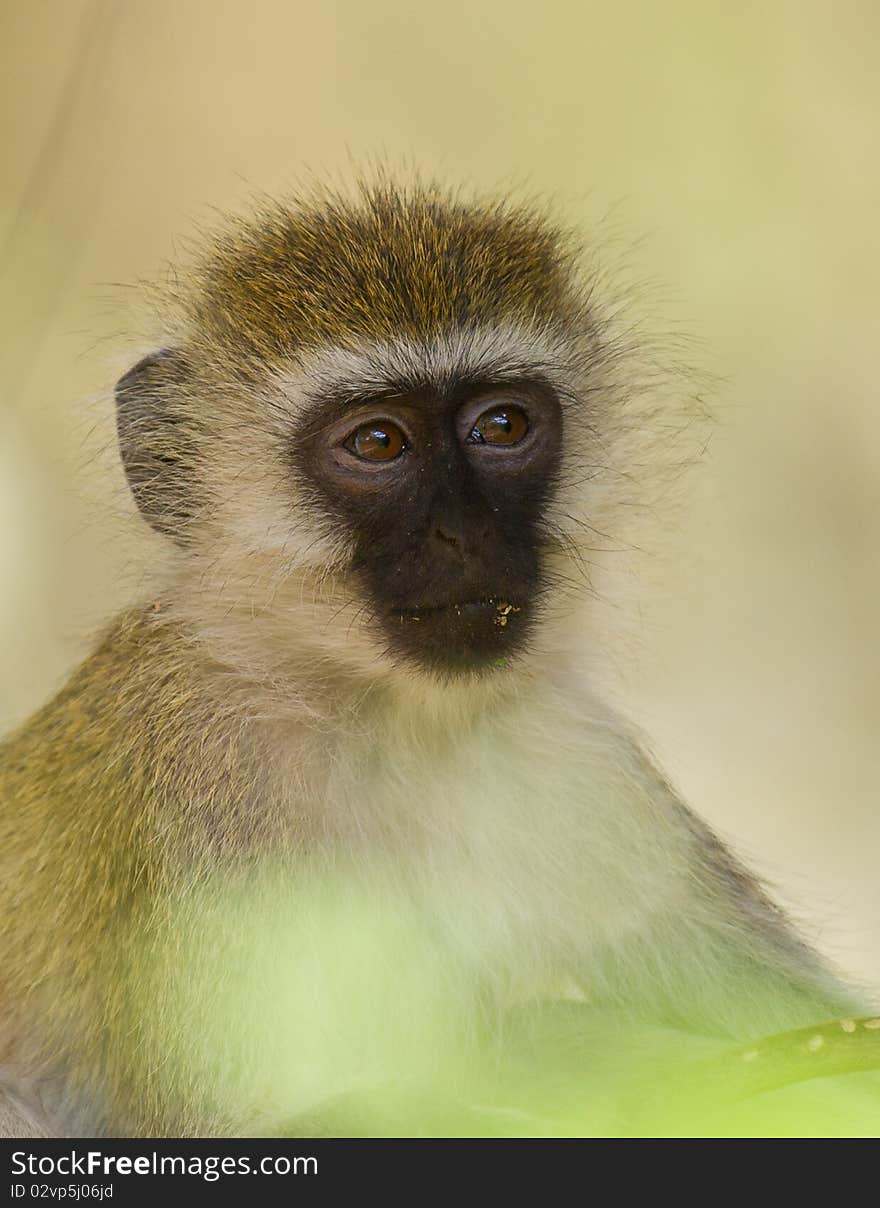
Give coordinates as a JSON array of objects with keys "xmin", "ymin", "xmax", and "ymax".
[{"xmin": 115, "ymin": 181, "xmax": 633, "ymax": 686}]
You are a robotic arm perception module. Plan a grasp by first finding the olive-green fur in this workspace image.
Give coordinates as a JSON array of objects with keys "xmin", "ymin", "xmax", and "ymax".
[
  {"xmin": 183, "ymin": 179, "xmax": 585, "ymax": 368},
  {"xmin": 0, "ymin": 611, "xmax": 292, "ymax": 1132}
]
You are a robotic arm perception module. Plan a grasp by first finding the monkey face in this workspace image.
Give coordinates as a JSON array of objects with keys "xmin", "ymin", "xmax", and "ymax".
[
  {"xmin": 293, "ymin": 379, "xmax": 563, "ymax": 676},
  {"xmin": 113, "ymin": 183, "xmax": 635, "ymax": 688}
]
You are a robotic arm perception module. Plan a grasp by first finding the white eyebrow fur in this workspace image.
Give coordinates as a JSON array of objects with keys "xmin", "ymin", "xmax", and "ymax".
[{"xmin": 274, "ymin": 321, "xmax": 589, "ymax": 407}]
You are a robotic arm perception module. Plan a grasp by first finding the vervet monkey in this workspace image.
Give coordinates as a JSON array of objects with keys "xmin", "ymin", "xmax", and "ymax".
[{"xmin": 0, "ymin": 178, "xmax": 865, "ymax": 1137}]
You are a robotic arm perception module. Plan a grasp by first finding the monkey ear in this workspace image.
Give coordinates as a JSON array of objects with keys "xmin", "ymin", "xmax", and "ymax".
[{"xmin": 115, "ymin": 349, "xmax": 195, "ymax": 542}]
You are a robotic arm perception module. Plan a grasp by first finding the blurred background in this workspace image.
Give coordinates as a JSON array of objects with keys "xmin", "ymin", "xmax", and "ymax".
[{"xmin": 1, "ymin": 0, "xmax": 878, "ymax": 987}]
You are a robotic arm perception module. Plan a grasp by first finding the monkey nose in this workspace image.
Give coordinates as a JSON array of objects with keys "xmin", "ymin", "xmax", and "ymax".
[{"xmin": 430, "ymin": 520, "xmax": 493, "ymax": 556}]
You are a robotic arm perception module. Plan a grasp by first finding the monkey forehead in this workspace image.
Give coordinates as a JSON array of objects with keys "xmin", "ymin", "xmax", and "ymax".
[
  {"xmin": 270, "ymin": 322, "xmax": 585, "ymax": 410},
  {"xmin": 186, "ymin": 185, "xmax": 588, "ymax": 363}
]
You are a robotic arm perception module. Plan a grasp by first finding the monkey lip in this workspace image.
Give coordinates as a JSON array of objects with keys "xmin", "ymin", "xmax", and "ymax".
[
  {"xmin": 382, "ymin": 595, "xmax": 529, "ymax": 674},
  {"xmin": 388, "ymin": 597, "xmax": 523, "ymax": 627}
]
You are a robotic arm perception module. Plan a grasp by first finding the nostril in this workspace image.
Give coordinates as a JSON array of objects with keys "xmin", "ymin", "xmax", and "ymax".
[{"xmin": 434, "ymin": 525, "xmax": 459, "ymax": 548}]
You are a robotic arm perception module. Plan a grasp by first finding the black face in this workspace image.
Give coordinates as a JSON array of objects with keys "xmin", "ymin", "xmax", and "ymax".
[{"xmin": 294, "ymin": 377, "xmax": 563, "ymax": 676}]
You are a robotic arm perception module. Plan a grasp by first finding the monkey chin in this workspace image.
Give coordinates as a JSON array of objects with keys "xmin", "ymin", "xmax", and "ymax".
[{"xmin": 380, "ymin": 597, "xmax": 530, "ymax": 679}]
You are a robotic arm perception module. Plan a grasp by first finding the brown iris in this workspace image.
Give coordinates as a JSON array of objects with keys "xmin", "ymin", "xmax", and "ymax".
[
  {"xmin": 345, "ymin": 421, "xmax": 407, "ymax": 461},
  {"xmin": 470, "ymin": 406, "xmax": 529, "ymax": 446}
]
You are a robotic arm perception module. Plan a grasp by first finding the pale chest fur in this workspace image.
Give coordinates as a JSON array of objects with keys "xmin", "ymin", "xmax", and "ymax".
[{"xmin": 265, "ymin": 677, "xmax": 697, "ymax": 990}]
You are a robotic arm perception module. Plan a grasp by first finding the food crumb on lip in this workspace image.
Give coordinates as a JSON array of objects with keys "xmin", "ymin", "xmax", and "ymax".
[{"xmin": 494, "ymin": 600, "xmax": 521, "ymax": 627}]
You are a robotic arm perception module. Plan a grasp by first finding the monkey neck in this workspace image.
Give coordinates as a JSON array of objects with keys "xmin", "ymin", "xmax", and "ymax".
[{"xmin": 19, "ymin": 603, "xmax": 628, "ymax": 884}]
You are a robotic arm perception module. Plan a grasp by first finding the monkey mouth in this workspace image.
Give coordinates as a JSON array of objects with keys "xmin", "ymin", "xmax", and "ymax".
[
  {"xmin": 389, "ymin": 597, "xmax": 523, "ymax": 628},
  {"xmin": 382, "ymin": 597, "xmax": 529, "ymax": 674}
]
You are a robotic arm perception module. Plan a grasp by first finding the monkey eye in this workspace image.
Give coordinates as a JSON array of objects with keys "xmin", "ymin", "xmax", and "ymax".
[
  {"xmin": 343, "ymin": 421, "xmax": 407, "ymax": 462},
  {"xmin": 468, "ymin": 406, "xmax": 529, "ymax": 447}
]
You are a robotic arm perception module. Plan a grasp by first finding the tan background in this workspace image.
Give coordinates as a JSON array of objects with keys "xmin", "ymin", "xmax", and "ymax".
[{"xmin": 2, "ymin": 1, "xmax": 878, "ymax": 987}]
